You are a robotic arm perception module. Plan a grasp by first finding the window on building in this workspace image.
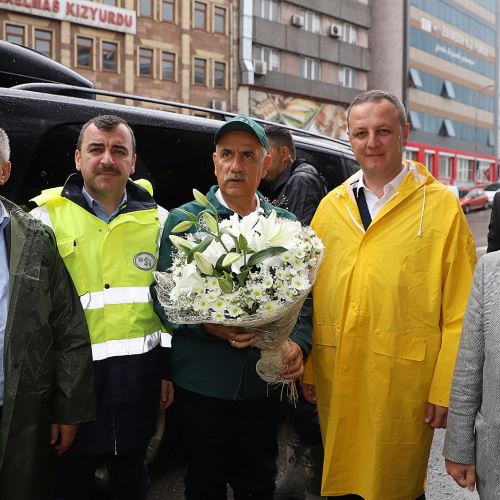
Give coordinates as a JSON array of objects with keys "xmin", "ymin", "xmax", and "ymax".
[
  {"xmin": 253, "ymin": 45, "xmax": 280, "ymax": 71},
  {"xmin": 403, "ymin": 149, "xmax": 418, "ymax": 161},
  {"xmin": 477, "ymin": 160, "xmax": 493, "ymax": 182},
  {"xmin": 339, "ymin": 66, "xmax": 357, "ymax": 88},
  {"xmin": 5, "ymin": 24, "xmax": 25, "ymax": 46},
  {"xmin": 442, "ymin": 80, "xmax": 456, "ymax": 99},
  {"xmin": 140, "ymin": 0, "xmax": 153, "ymax": 17},
  {"xmin": 76, "ymin": 37, "xmax": 93, "ymax": 68},
  {"xmin": 440, "ymin": 119, "xmax": 456, "ymax": 137},
  {"xmin": 214, "ymin": 6, "xmax": 226, "ymax": 33},
  {"xmin": 103, "ymin": 0, "xmax": 118, "ymax": 5},
  {"xmin": 139, "ymin": 47, "xmax": 154, "ymax": 76},
  {"xmin": 194, "ymin": 1, "xmax": 207, "ymax": 29},
  {"xmin": 161, "ymin": 51, "xmax": 175, "ymax": 80},
  {"xmin": 301, "ymin": 9, "xmax": 320, "ymax": 33},
  {"xmin": 194, "ymin": 57, "xmax": 207, "ymax": 85},
  {"xmin": 340, "ymin": 22, "xmax": 358, "ymax": 44},
  {"xmin": 214, "ymin": 61, "xmax": 226, "ymax": 88},
  {"xmin": 424, "ymin": 152, "xmax": 434, "ymax": 171},
  {"xmin": 34, "ymin": 29, "xmax": 52, "ymax": 58},
  {"xmin": 439, "ymin": 154, "xmax": 452, "ymax": 179},
  {"xmin": 102, "ymin": 41, "xmax": 118, "ymax": 72},
  {"xmin": 162, "ymin": 0, "xmax": 174, "ymax": 21},
  {"xmin": 255, "ymin": 0, "xmax": 279, "ymax": 21},
  {"xmin": 457, "ymin": 157, "xmax": 474, "ymax": 182},
  {"xmin": 408, "ymin": 110, "xmax": 421, "ymax": 130},
  {"xmin": 300, "ymin": 57, "xmax": 320, "ymax": 80},
  {"xmin": 409, "ymin": 68, "xmax": 423, "ymax": 88}
]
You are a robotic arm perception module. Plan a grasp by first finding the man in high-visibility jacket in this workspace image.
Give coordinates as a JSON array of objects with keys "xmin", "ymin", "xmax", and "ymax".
[{"xmin": 31, "ymin": 115, "xmax": 173, "ymax": 500}]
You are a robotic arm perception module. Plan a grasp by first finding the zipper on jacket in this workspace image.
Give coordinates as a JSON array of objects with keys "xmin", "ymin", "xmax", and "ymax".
[{"xmin": 112, "ymin": 415, "xmax": 118, "ymax": 456}]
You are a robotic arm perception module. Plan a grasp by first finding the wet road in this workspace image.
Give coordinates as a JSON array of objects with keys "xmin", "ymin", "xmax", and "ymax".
[{"xmin": 148, "ymin": 207, "xmax": 491, "ymax": 500}]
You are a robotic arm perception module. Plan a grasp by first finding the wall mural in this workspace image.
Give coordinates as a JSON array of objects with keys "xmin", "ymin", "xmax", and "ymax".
[{"xmin": 249, "ymin": 90, "xmax": 348, "ymax": 140}]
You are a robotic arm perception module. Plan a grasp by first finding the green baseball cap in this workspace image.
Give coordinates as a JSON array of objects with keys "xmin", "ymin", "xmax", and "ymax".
[{"xmin": 214, "ymin": 114, "xmax": 269, "ymax": 150}]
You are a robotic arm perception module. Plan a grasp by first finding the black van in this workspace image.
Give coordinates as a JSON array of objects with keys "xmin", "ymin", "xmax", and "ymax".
[
  {"xmin": 0, "ymin": 41, "xmax": 358, "ymax": 209},
  {"xmin": 0, "ymin": 41, "xmax": 358, "ymax": 479}
]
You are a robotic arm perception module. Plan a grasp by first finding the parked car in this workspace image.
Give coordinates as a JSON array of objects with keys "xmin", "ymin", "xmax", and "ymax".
[
  {"xmin": 483, "ymin": 182, "xmax": 500, "ymax": 206},
  {"xmin": 459, "ymin": 187, "xmax": 489, "ymax": 213},
  {"xmin": 0, "ymin": 41, "xmax": 359, "ymax": 475}
]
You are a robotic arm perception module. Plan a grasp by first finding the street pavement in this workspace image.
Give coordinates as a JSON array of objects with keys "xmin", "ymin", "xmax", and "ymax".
[{"xmin": 148, "ymin": 207, "xmax": 490, "ymax": 500}]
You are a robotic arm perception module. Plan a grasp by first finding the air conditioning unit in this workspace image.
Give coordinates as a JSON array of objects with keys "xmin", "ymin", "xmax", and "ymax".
[
  {"xmin": 211, "ymin": 99, "xmax": 227, "ymax": 111},
  {"xmin": 253, "ymin": 60, "xmax": 267, "ymax": 76},
  {"xmin": 291, "ymin": 14, "xmax": 304, "ymax": 27},
  {"xmin": 330, "ymin": 23, "xmax": 341, "ymax": 38}
]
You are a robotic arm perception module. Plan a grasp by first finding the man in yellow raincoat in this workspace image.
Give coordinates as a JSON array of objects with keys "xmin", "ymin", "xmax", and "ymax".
[{"xmin": 303, "ymin": 90, "xmax": 476, "ymax": 499}]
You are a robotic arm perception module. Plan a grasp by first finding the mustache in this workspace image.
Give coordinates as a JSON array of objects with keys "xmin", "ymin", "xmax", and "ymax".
[
  {"xmin": 97, "ymin": 165, "xmax": 120, "ymax": 175},
  {"xmin": 224, "ymin": 172, "xmax": 246, "ymax": 181}
]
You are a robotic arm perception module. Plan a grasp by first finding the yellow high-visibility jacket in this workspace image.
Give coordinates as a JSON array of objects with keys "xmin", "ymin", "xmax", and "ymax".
[
  {"xmin": 308, "ymin": 161, "xmax": 476, "ymax": 499},
  {"xmin": 31, "ymin": 176, "xmax": 170, "ymax": 361}
]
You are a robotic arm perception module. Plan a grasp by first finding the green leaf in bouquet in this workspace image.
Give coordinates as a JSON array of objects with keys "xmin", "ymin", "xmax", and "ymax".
[
  {"xmin": 193, "ymin": 189, "xmax": 210, "ymax": 206},
  {"xmin": 238, "ymin": 233, "xmax": 248, "ymax": 250},
  {"xmin": 172, "ymin": 208, "xmax": 198, "ymax": 223},
  {"xmin": 191, "ymin": 234, "xmax": 215, "ymax": 254},
  {"xmin": 169, "ymin": 235, "xmax": 195, "ymax": 253},
  {"xmin": 246, "ymin": 246, "xmax": 287, "ymax": 268},
  {"xmin": 236, "ymin": 269, "xmax": 249, "ymax": 285},
  {"xmin": 171, "ymin": 220, "xmax": 194, "ymax": 233},
  {"xmin": 194, "ymin": 252, "xmax": 214, "ymax": 275},
  {"xmin": 221, "ymin": 252, "xmax": 241, "ymax": 268},
  {"xmin": 203, "ymin": 211, "xmax": 219, "ymax": 235},
  {"xmin": 218, "ymin": 276, "xmax": 234, "ymax": 294}
]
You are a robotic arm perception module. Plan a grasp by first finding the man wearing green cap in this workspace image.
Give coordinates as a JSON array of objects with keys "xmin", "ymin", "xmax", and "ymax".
[{"xmin": 153, "ymin": 115, "xmax": 312, "ymax": 500}]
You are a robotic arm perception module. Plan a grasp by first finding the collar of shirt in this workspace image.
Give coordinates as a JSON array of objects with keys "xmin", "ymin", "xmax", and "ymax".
[
  {"xmin": 355, "ymin": 165, "xmax": 408, "ymax": 218},
  {"xmin": 215, "ymin": 188, "xmax": 261, "ymax": 215},
  {"xmin": 82, "ymin": 187, "xmax": 128, "ymax": 223}
]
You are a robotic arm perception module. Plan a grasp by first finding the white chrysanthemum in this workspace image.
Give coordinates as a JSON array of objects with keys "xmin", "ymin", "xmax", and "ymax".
[
  {"xmin": 213, "ymin": 298, "xmax": 226, "ymax": 312},
  {"xmin": 227, "ymin": 304, "xmax": 244, "ymax": 317},
  {"xmin": 291, "ymin": 276, "xmax": 310, "ymax": 290},
  {"xmin": 212, "ymin": 310, "xmax": 225, "ymax": 321}
]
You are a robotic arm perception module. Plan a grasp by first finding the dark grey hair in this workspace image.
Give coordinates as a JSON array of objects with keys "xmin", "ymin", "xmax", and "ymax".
[
  {"xmin": 347, "ymin": 90, "xmax": 407, "ymax": 129},
  {"xmin": 77, "ymin": 115, "xmax": 136, "ymax": 153},
  {"xmin": 0, "ymin": 128, "xmax": 10, "ymax": 167}
]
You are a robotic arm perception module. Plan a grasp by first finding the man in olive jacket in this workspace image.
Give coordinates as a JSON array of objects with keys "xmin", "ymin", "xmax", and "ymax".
[{"xmin": 0, "ymin": 128, "xmax": 95, "ymax": 500}]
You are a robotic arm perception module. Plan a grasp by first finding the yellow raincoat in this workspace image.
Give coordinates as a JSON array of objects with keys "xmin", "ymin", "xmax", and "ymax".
[{"xmin": 308, "ymin": 161, "xmax": 476, "ymax": 499}]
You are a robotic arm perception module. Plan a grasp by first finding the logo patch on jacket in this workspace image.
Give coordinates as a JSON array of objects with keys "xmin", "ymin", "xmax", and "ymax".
[{"xmin": 133, "ymin": 252, "xmax": 156, "ymax": 271}]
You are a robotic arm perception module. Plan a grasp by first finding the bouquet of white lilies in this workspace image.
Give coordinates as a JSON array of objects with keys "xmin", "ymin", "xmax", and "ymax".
[{"xmin": 155, "ymin": 189, "xmax": 323, "ymax": 397}]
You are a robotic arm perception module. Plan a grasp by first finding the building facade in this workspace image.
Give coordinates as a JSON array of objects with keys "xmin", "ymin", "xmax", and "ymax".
[
  {"xmin": 238, "ymin": 0, "xmax": 371, "ymax": 139},
  {"xmin": 370, "ymin": 0, "xmax": 498, "ymax": 185},
  {"xmin": 0, "ymin": 0, "xmax": 238, "ymax": 112}
]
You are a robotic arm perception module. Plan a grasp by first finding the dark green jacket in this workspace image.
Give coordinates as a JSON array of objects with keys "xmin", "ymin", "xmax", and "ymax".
[
  {"xmin": 153, "ymin": 186, "xmax": 312, "ymax": 400},
  {"xmin": 0, "ymin": 197, "xmax": 95, "ymax": 500}
]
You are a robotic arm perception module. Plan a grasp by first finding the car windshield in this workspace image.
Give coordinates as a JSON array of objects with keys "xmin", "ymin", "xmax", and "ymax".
[
  {"xmin": 484, "ymin": 184, "xmax": 499, "ymax": 191},
  {"xmin": 459, "ymin": 190, "xmax": 470, "ymax": 197}
]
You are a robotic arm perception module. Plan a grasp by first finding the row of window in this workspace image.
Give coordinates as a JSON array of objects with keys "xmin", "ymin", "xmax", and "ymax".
[
  {"xmin": 253, "ymin": 44, "xmax": 359, "ymax": 88},
  {"xmin": 138, "ymin": 48, "xmax": 226, "ymax": 87},
  {"xmin": 254, "ymin": 0, "xmax": 359, "ymax": 45},
  {"xmin": 404, "ymin": 149, "xmax": 493, "ymax": 183},
  {"xmin": 408, "ymin": 109, "xmax": 494, "ymax": 145},
  {"xmin": 410, "ymin": 27, "xmax": 495, "ymax": 79},
  {"xmin": 3, "ymin": 23, "xmax": 227, "ymax": 85},
  {"xmin": 138, "ymin": 0, "xmax": 226, "ymax": 33},
  {"xmin": 4, "ymin": 23, "xmax": 54, "ymax": 58},
  {"xmin": 410, "ymin": 0, "xmax": 495, "ymax": 45},
  {"xmin": 409, "ymin": 67, "xmax": 494, "ymax": 112}
]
